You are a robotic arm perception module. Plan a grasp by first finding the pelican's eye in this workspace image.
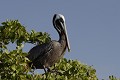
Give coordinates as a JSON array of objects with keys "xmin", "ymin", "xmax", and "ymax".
[{"xmin": 59, "ymin": 18, "xmax": 64, "ymax": 23}]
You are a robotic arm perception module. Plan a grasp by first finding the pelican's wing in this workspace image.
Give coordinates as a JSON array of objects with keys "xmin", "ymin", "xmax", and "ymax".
[{"xmin": 27, "ymin": 41, "xmax": 53, "ymax": 61}]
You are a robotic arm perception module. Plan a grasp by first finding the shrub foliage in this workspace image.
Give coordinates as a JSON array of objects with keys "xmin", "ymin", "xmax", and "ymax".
[{"xmin": 0, "ymin": 20, "xmax": 118, "ymax": 80}]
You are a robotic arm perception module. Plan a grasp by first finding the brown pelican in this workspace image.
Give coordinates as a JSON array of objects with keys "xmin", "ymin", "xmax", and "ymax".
[{"xmin": 27, "ymin": 14, "xmax": 70, "ymax": 72}]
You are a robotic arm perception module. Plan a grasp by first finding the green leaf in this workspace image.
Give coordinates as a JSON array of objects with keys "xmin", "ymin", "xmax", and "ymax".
[{"xmin": 11, "ymin": 64, "xmax": 16, "ymax": 71}]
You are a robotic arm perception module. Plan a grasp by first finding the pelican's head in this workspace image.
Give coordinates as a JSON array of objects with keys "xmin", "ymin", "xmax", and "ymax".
[{"xmin": 53, "ymin": 14, "xmax": 70, "ymax": 52}]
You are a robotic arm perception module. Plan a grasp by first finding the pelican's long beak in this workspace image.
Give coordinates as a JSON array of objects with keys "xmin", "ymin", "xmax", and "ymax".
[{"xmin": 63, "ymin": 23, "xmax": 70, "ymax": 52}]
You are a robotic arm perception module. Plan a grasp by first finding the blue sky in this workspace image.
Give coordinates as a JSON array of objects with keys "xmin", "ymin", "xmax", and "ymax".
[{"xmin": 0, "ymin": 0, "xmax": 120, "ymax": 79}]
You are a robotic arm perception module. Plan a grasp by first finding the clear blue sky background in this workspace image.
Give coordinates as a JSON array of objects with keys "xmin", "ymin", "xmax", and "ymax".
[{"xmin": 0, "ymin": 0, "xmax": 120, "ymax": 79}]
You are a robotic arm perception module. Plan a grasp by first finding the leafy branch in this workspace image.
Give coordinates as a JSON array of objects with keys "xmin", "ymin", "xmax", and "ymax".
[{"xmin": 0, "ymin": 20, "xmax": 119, "ymax": 80}]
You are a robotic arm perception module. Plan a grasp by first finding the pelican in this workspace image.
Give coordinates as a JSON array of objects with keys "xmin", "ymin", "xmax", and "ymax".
[{"xmin": 27, "ymin": 14, "xmax": 70, "ymax": 72}]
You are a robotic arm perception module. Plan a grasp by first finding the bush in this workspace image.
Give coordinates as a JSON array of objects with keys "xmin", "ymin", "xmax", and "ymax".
[{"xmin": 0, "ymin": 20, "xmax": 118, "ymax": 80}]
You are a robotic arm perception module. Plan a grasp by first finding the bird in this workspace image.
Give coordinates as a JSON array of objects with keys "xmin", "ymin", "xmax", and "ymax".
[{"xmin": 27, "ymin": 14, "xmax": 70, "ymax": 73}]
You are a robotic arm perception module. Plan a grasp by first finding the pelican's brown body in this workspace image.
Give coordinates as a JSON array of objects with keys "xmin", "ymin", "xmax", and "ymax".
[{"xmin": 27, "ymin": 35, "xmax": 66, "ymax": 69}]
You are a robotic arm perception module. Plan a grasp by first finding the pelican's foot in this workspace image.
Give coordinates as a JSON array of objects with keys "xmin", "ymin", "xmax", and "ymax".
[
  {"xmin": 47, "ymin": 67, "xmax": 51, "ymax": 72},
  {"xmin": 47, "ymin": 67, "xmax": 57, "ymax": 73},
  {"xmin": 47, "ymin": 68, "xmax": 62, "ymax": 75}
]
